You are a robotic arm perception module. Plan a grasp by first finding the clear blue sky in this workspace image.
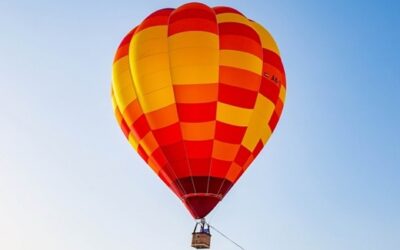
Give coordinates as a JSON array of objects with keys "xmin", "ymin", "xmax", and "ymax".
[{"xmin": 1, "ymin": 1, "xmax": 399, "ymax": 249}]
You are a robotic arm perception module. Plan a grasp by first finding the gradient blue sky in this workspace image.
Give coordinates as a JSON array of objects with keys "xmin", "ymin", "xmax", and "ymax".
[{"xmin": 1, "ymin": 1, "xmax": 399, "ymax": 249}]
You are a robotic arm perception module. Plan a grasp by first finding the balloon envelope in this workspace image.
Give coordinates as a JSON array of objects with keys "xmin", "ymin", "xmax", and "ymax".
[{"xmin": 111, "ymin": 2, "xmax": 286, "ymax": 219}]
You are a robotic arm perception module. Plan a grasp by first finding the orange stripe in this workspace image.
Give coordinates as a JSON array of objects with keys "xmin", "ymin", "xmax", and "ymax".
[
  {"xmin": 219, "ymin": 66, "xmax": 261, "ymax": 91},
  {"xmin": 173, "ymin": 84, "xmax": 218, "ymax": 103}
]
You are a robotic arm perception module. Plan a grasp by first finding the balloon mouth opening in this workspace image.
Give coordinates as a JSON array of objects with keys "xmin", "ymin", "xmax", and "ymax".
[
  {"xmin": 171, "ymin": 176, "xmax": 234, "ymax": 219},
  {"xmin": 183, "ymin": 194, "xmax": 222, "ymax": 219}
]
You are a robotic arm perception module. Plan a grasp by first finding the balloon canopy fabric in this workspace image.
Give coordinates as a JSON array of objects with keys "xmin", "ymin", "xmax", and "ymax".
[{"xmin": 111, "ymin": 2, "xmax": 286, "ymax": 219}]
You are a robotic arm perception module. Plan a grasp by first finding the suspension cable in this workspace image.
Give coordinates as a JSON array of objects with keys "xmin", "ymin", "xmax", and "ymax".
[{"xmin": 208, "ymin": 224, "xmax": 245, "ymax": 250}]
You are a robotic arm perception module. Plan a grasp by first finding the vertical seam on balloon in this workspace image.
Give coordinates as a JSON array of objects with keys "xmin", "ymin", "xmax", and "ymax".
[
  {"xmin": 165, "ymin": 9, "xmax": 198, "ymax": 197},
  {"xmin": 126, "ymin": 21, "xmax": 189, "ymax": 203},
  {"xmin": 205, "ymin": 7, "xmax": 220, "ymax": 195},
  {"xmin": 215, "ymin": 18, "xmax": 265, "ymax": 198}
]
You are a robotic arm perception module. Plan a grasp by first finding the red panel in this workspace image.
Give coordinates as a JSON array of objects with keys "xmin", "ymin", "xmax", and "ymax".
[
  {"xmin": 137, "ymin": 9, "xmax": 173, "ymax": 32},
  {"xmin": 215, "ymin": 121, "xmax": 246, "ymax": 144},
  {"xmin": 177, "ymin": 102, "xmax": 217, "ymax": 122},
  {"xmin": 260, "ymin": 77, "xmax": 280, "ymax": 103},
  {"xmin": 252, "ymin": 140, "xmax": 264, "ymax": 158},
  {"xmin": 120, "ymin": 118, "xmax": 130, "ymax": 138},
  {"xmin": 188, "ymin": 158, "xmax": 211, "ymax": 176},
  {"xmin": 263, "ymin": 49, "xmax": 285, "ymax": 74},
  {"xmin": 161, "ymin": 142, "xmax": 187, "ymax": 161},
  {"xmin": 219, "ymin": 83, "xmax": 258, "ymax": 108},
  {"xmin": 131, "ymin": 115, "xmax": 151, "ymax": 140},
  {"xmin": 169, "ymin": 7, "xmax": 216, "ymax": 23},
  {"xmin": 220, "ymin": 34, "xmax": 263, "ymax": 59},
  {"xmin": 218, "ymin": 23, "xmax": 261, "ymax": 43},
  {"xmin": 268, "ymin": 112, "xmax": 279, "ymax": 132},
  {"xmin": 114, "ymin": 28, "xmax": 137, "ymax": 62},
  {"xmin": 185, "ymin": 140, "xmax": 213, "ymax": 158},
  {"xmin": 213, "ymin": 6, "xmax": 244, "ymax": 15},
  {"xmin": 168, "ymin": 159, "xmax": 190, "ymax": 178},
  {"xmin": 168, "ymin": 18, "xmax": 218, "ymax": 35},
  {"xmin": 137, "ymin": 145, "xmax": 149, "ymax": 161},
  {"xmin": 150, "ymin": 148, "xmax": 168, "ymax": 167},
  {"xmin": 234, "ymin": 145, "xmax": 252, "ymax": 166},
  {"xmin": 210, "ymin": 158, "xmax": 231, "ymax": 177},
  {"xmin": 152, "ymin": 122, "xmax": 182, "ymax": 146}
]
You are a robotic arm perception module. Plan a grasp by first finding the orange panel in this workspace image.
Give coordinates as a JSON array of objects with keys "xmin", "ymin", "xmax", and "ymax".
[
  {"xmin": 212, "ymin": 140, "xmax": 240, "ymax": 161},
  {"xmin": 145, "ymin": 104, "xmax": 179, "ymax": 129},
  {"xmin": 173, "ymin": 84, "xmax": 218, "ymax": 103},
  {"xmin": 181, "ymin": 121, "xmax": 215, "ymax": 141}
]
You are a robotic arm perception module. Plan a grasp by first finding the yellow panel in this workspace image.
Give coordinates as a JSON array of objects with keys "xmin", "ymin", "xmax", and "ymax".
[
  {"xmin": 112, "ymin": 57, "xmax": 137, "ymax": 112},
  {"xmin": 136, "ymin": 69, "xmax": 172, "ymax": 95},
  {"xmin": 216, "ymin": 102, "xmax": 252, "ymax": 126},
  {"xmin": 134, "ymin": 53, "xmax": 170, "ymax": 77},
  {"xmin": 168, "ymin": 30, "xmax": 219, "ymax": 85},
  {"xmin": 139, "ymin": 86, "xmax": 175, "ymax": 113},
  {"xmin": 170, "ymin": 47, "xmax": 218, "ymax": 68},
  {"xmin": 254, "ymin": 94, "xmax": 275, "ymax": 119},
  {"xmin": 241, "ymin": 94, "xmax": 275, "ymax": 151},
  {"xmin": 132, "ymin": 26, "xmax": 167, "ymax": 49},
  {"xmin": 261, "ymin": 126, "xmax": 272, "ymax": 144},
  {"xmin": 129, "ymin": 25, "xmax": 174, "ymax": 101},
  {"xmin": 279, "ymin": 85, "xmax": 286, "ymax": 102},
  {"xmin": 250, "ymin": 21, "xmax": 280, "ymax": 55},
  {"xmin": 133, "ymin": 38, "xmax": 168, "ymax": 60},
  {"xmin": 168, "ymin": 31, "xmax": 218, "ymax": 50},
  {"xmin": 128, "ymin": 133, "xmax": 139, "ymax": 150},
  {"xmin": 216, "ymin": 13, "xmax": 250, "ymax": 25},
  {"xmin": 111, "ymin": 90, "xmax": 117, "ymax": 111},
  {"xmin": 170, "ymin": 65, "xmax": 218, "ymax": 85},
  {"xmin": 219, "ymin": 50, "xmax": 262, "ymax": 75},
  {"xmin": 241, "ymin": 114, "xmax": 268, "ymax": 151}
]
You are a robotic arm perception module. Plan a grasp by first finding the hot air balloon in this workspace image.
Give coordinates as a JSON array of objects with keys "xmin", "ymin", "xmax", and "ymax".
[{"xmin": 111, "ymin": 2, "xmax": 286, "ymax": 248}]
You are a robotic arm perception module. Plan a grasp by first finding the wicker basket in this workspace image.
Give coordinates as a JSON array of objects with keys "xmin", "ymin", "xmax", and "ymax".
[{"xmin": 191, "ymin": 232, "xmax": 211, "ymax": 249}]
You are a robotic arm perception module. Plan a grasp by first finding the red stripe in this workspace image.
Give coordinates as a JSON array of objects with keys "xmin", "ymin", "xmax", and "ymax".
[
  {"xmin": 114, "ymin": 28, "xmax": 136, "ymax": 62},
  {"xmin": 220, "ymin": 34, "xmax": 263, "ymax": 59},
  {"xmin": 235, "ymin": 146, "xmax": 252, "ymax": 166},
  {"xmin": 169, "ymin": 8, "xmax": 216, "ymax": 23},
  {"xmin": 137, "ymin": 145, "xmax": 149, "ymax": 161},
  {"xmin": 185, "ymin": 140, "xmax": 213, "ymax": 158},
  {"xmin": 152, "ymin": 122, "xmax": 182, "ymax": 146},
  {"xmin": 219, "ymin": 23, "xmax": 260, "ymax": 43},
  {"xmin": 168, "ymin": 18, "xmax": 218, "ymax": 36},
  {"xmin": 210, "ymin": 158, "xmax": 231, "ymax": 177},
  {"xmin": 260, "ymin": 77, "xmax": 280, "ymax": 103},
  {"xmin": 263, "ymin": 49, "xmax": 285, "ymax": 74},
  {"xmin": 268, "ymin": 112, "xmax": 279, "ymax": 132},
  {"xmin": 219, "ymin": 83, "xmax": 258, "ymax": 108},
  {"xmin": 161, "ymin": 142, "xmax": 186, "ymax": 161},
  {"xmin": 131, "ymin": 115, "xmax": 150, "ymax": 140},
  {"xmin": 213, "ymin": 6, "xmax": 244, "ymax": 16},
  {"xmin": 177, "ymin": 102, "xmax": 217, "ymax": 122},
  {"xmin": 138, "ymin": 9, "xmax": 173, "ymax": 31},
  {"xmin": 215, "ymin": 121, "xmax": 246, "ymax": 144},
  {"xmin": 150, "ymin": 148, "xmax": 168, "ymax": 167},
  {"xmin": 120, "ymin": 118, "xmax": 130, "ymax": 138},
  {"xmin": 252, "ymin": 140, "xmax": 264, "ymax": 157}
]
